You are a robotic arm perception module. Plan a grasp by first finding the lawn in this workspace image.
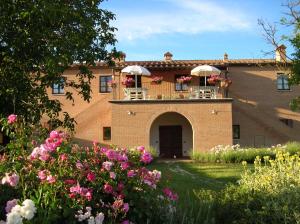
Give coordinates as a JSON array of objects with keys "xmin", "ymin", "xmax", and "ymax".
[{"xmin": 148, "ymin": 160, "xmax": 246, "ymax": 198}]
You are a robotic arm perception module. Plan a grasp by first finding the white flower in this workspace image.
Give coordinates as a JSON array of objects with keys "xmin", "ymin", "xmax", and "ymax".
[
  {"xmin": 88, "ymin": 216, "xmax": 95, "ymax": 224},
  {"xmin": 95, "ymin": 213, "xmax": 104, "ymax": 224},
  {"xmin": 6, "ymin": 212, "xmax": 22, "ymax": 224},
  {"xmin": 20, "ymin": 200, "xmax": 36, "ymax": 220}
]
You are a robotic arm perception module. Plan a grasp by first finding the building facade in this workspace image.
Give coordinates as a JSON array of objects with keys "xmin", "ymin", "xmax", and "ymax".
[{"xmin": 48, "ymin": 50, "xmax": 300, "ymax": 157}]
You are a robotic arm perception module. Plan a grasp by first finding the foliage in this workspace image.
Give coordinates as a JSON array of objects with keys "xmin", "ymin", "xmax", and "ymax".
[
  {"xmin": 0, "ymin": 0, "xmax": 117, "ymax": 130},
  {"xmin": 0, "ymin": 115, "xmax": 178, "ymax": 224},
  {"xmin": 215, "ymin": 150, "xmax": 300, "ymax": 224},
  {"xmin": 191, "ymin": 143, "xmax": 300, "ymax": 163}
]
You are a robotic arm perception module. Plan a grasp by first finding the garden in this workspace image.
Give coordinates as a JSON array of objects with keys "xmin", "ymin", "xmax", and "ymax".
[{"xmin": 1, "ymin": 114, "xmax": 300, "ymax": 223}]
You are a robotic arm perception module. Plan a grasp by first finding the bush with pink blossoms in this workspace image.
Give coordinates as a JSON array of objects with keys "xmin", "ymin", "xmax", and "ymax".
[{"xmin": 0, "ymin": 115, "xmax": 178, "ymax": 224}]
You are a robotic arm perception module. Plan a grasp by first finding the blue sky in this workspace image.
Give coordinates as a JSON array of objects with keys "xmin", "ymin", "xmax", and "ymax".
[{"xmin": 102, "ymin": 0, "xmax": 293, "ymax": 61}]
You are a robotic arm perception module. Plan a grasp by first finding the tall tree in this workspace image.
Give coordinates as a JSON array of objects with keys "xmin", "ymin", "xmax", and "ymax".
[
  {"xmin": 0, "ymin": 0, "xmax": 117, "ymax": 130},
  {"xmin": 259, "ymin": 0, "xmax": 300, "ymax": 111}
]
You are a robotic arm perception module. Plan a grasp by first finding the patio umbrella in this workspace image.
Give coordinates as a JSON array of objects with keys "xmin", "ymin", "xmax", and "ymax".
[
  {"xmin": 191, "ymin": 65, "xmax": 221, "ymax": 86},
  {"xmin": 121, "ymin": 65, "xmax": 151, "ymax": 98}
]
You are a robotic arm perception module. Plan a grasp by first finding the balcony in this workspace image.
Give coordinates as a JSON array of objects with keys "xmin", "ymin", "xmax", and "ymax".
[{"xmin": 112, "ymin": 81, "xmax": 225, "ymax": 101}]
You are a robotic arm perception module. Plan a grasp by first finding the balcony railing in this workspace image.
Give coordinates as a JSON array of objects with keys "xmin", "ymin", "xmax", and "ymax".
[{"xmin": 112, "ymin": 82, "xmax": 224, "ymax": 101}]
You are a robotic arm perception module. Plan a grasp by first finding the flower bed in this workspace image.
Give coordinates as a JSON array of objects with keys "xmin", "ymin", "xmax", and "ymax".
[{"xmin": 0, "ymin": 115, "xmax": 178, "ymax": 224}]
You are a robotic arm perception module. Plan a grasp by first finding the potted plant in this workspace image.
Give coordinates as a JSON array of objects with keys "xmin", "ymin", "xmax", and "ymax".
[
  {"xmin": 151, "ymin": 76, "xmax": 163, "ymax": 84},
  {"xmin": 207, "ymin": 74, "xmax": 221, "ymax": 85},
  {"xmin": 157, "ymin": 94, "xmax": 162, "ymax": 99},
  {"xmin": 176, "ymin": 76, "xmax": 192, "ymax": 84},
  {"xmin": 122, "ymin": 77, "xmax": 135, "ymax": 87}
]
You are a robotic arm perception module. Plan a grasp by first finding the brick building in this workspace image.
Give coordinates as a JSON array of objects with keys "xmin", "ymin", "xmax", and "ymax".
[{"xmin": 48, "ymin": 47, "xmax": 300, "ymax": 157}]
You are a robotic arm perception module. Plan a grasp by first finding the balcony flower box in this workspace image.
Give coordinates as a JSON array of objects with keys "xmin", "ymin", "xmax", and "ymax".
[
  {"xmin": 151, "ymin": 76, "xmax": 163, "ymax": 84},
  {"xmin": 207, "ymin": 74, "xmax": 221, "ymax": 85},
  {"xmin": 177, "ymin": 76, "xmax": 192, "ymax": 84}
]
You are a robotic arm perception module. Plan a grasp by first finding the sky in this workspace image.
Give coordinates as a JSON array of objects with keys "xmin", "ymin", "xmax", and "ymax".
[{"xmin": 102, "ymin": 0, "xmax": 293, "ymax": 61}]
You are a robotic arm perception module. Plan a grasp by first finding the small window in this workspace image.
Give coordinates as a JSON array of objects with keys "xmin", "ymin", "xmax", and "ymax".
[
  {"xmin": 175, "ymin": 75, "xmax": 189, "ymax": 91},
  {"xmin": 100, "ymin": 76, "xmax": 112, "ymax": 93},
  {"xmin": 277, "ymin": 74, "xmax": 290, "ymax": 90},
  {"xmin": 52, "ymin": 78, "xmax": 65, "ymax": 94},
  {"xmin": 103, "ymin": 127, "xmax": 111, "ymax": 140},
  {"xmin": 233, "ymin": 125, "xmax": 240, "ymax": 139},
  {"xmin": 279, "ymin": 118, "xmax": 293, "ymax": 128}
]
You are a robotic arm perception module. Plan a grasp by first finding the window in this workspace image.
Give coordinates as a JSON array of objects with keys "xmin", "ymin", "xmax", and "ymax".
[
  {"xmin": 175, "ymin": 75, "xmax": 189, "ymax": 91},
  {"xmin": 103, "ymin": 127, "xmax": 111, "ymax": 140},
  {"xmin": 52, "ymin": 78, "xmax": 65, "ymax": 94},
  {"xmin": 277, "ymin": 74, "xmax": 290, "ymax": 90},
  {"xmin": 279, "ymin": 118, "xmax": 293, "ymax": 128},
  {"xmin": 100, "ymin": 76, "xmax": 112, "ymax": 93},
  {"xmin": 233, "ymin": 125, "xmax": 240, "ymax": 139},
  {"xmin": 199, "ymin": 76, "xmax": 214, "ymax": 86}
]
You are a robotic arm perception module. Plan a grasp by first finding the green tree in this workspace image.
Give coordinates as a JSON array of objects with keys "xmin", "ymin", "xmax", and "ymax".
[
  {"xmin": 0, "ymin": 0, "xmax": 117, "ymax": 130},
  {"xmin": 259, "ymin": 0, "xmax": 300, "ymax": 111}
]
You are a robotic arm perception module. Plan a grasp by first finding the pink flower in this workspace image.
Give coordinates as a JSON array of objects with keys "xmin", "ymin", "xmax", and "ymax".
[
  {"xmin": 59, "ymin": 153, "xmax": 68, "ymax": 162},
  {"xmin": 102, "ymin": 161, "xmax": 113, "ymax": 171},
  {"xmin": 103, "ymin": 183, "xmax": 113, "ymax": 194},
  {"xmin": 87, "ymin": 172, "xmax": 96, "ymax": 182},
  {"xmin": 123, "ymin": 203, "xmax": 129, "ymax": 213},
  {"xmin": 117, "ymin": 182, "xmax": 124, "ymax": 192},
  {"xmin": 163, "ymin": 187, "xmax": 179, "ymax": 201},
  {"xmin": 122, "ymin": 220, "xmax": 130, "ymax": 224},
  {"xmin": 76, "ymin": 161, "xmax": 84, "ymax": 169},
  {"xmin": 64, "ymin": 179, "xmax": 76, "ymax": 185},
  {"xmin": 5, "ymin": 199, "xmax": 18, "ymax": 213},
  {"xmin": 85, "ymin": 190, "xmax": 93, "ymax": 201},
  {"xmin": 140, "ymin": 151, "xmax": 153, "ymax": 164},
  {"xmin": 109, "ymin": 172, "xmax": 116, "ymax": 179},
  {"xmin": 136, "ymin": 146, "xmax": 145, "ymax": 152},
  {"xmin": 46, "ymin": 175, "xmax": 56, "ymax": 184},
  {"xmin": 127, "ymin": 170, "xmax": 136, "ymax": 178},
  {"xmin": 7, "ymin": 114, "xmax": 17, "ymax": 124},
  {"xmin": 105, "ymin": 150, "xmax": 116, "ymax": 160},
  {"xmin": 49, "ymin": 130, "xmax": 59, "ymax": 139},
  {"xmin": 38, "ymin": 170, "xmax": 48, "ymax": 181},
  {"xmin": 30, "ymin": 147, "xmax": 40, "ymax": 160},
  {"xmin": 112, "ymin": 199, "xmax": 124, "ymax": 210},
  {"xmin": 70, "ymin": 184, "xmax": 81, "ymax": 194},
  {"xmin": 1, "ymin": 173, "xmax": 19, "ymax": 187},
  {"xmin": 120, "ymin": 162, "xmax": 129, "ymax": 170}
]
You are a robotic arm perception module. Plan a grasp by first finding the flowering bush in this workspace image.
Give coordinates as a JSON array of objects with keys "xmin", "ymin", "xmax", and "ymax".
[
  {"xmin": 151, "ymin": 76, "xmax": 163, "ymax": 84},
  {"xmin": 176, "ymin": 76, "xmax": 192, "ymax": 84},
  {"xmin": 207, "ymin": 74, "xmax": 221, "ymax": 85},
  {"xmin": 0, "ymin": 115, "xmax": 177, "ymax": 223},
  {"xmin": 121, "ymin": 77, "xmax": 135, "ymax": 87}
]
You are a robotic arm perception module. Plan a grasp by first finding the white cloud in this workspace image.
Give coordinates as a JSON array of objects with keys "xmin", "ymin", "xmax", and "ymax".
[{"xmin": 112, "ymin": 0, "xmax": 252, "ymax": 41}]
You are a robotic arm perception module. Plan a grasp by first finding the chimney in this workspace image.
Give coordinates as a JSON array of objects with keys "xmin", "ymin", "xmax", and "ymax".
[
  {"xmin": 112, "ymin": 51, "xmax": 126, "ymax": 63},
  {"xmin": 223, "ymin": 52, "xmax": 228, "ymax": 61},
  {"xmin": 164, "ymin": 52, "xmax": 173, "ymax": 61},
  {"xmin": 275, "ymin": 45, "xmax": 286, "ymax": 62}
]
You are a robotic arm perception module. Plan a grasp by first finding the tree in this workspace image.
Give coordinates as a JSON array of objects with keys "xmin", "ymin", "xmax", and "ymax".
[
  {"xmin": 0, "ymin": 0, "xmax": 117, "ymax": 130},
  {"xmin": 259, "ymin": 0, "xmax": 300, "ymax": 111}
]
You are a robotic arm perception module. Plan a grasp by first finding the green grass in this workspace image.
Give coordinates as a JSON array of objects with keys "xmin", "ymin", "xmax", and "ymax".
[
  {"xmin": 148, "ymin": 161, "xmax": 247, "ymax": 223},
  {"xmin": 149, "ymin": 161, "xmax": 245, "ymax": 193}
]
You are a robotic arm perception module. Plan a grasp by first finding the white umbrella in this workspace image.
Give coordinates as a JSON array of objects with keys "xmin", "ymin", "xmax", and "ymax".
[
  {"xmin": 121, "ymin": 65, "xmax": 151, "ymax": 99},
  {"xmin": 191, "ymin": 65, "xmax": 221, "ymax": 86}
]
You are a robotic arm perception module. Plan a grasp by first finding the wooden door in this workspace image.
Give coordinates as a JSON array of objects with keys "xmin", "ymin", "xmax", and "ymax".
[{"xmin": 159, "ymin": 125, "xmax": 182, "ymax": 158}]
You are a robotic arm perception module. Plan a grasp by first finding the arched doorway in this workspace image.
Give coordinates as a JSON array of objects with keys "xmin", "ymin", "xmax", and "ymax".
[{"xmin": 150, "ymin": 112, "xmax": 193, "ymax": 158}]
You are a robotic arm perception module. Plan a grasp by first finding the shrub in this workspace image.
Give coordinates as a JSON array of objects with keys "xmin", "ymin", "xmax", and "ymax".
[
  {"xmin": 215, "ymin": 151, "xmax": 300, "ymax": 223},
  {"xmin": 0, "ymin": 115, "xmax": 178, "ymax": 224},
  {"xmin": 192, "ymin": 144, "xmax": 300, "ymax": 163}
]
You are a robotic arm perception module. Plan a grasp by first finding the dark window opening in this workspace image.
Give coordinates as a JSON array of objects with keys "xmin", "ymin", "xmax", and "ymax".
[
  {"xmin": 103, "ymin": 127, "xmax": 111, "ymax": 140},
  {"xmin": 233, "ymin": 125, "xmax": 240, "ymax": 139},
  {"xmin": 52, "ymin": 78, "xmax": 65, "ymax": 94},
  {"xmin": 279, "ymin": 118, "xmax": 293, "ymax": 128},
  {"xmin": 277, "ymin": 74, "xmax": 290, "ymax": 90},
  {"xmin": 175, "ymin": 75, "xmax": 189, "ymax": 91},
  {"xmin": 100, "ymin": 76, "xmax": 112, "ymax": 93},
  {"xmin": 199, "ymin": 76, "xmax": 214, "ymax": 86}
]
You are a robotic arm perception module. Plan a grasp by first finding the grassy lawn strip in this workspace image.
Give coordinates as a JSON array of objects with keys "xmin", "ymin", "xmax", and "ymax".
[{"xmin": 149, "ymin": 161, "xmax": 246, "ymax": 194}]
